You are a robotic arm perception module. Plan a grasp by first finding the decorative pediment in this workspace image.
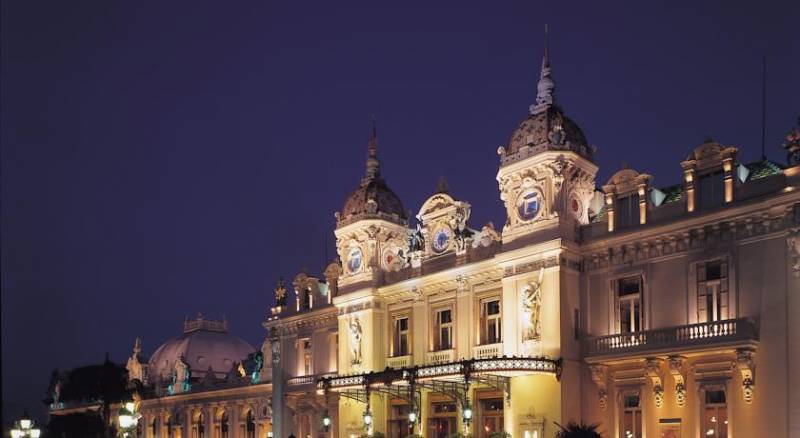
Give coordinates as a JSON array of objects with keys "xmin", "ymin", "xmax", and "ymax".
[
  {"xmin": 415, "ymin": 184, "xmax": 474, "ymax": 257},
  {"xmin": 603, "ymin": 166, "xmax": 652, "ymax": 196},
  {"xmin": 682, "ymin": 139, "xmax": 738, "ymax": 172},
  {"xmin": 419, "ymin": 192, "xmax": 457, "ymax": 217}
]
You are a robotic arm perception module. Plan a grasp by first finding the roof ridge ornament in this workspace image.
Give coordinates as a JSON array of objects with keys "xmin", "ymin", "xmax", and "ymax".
[
  {"xmin": 530, "ymin": 24, "xmax": 556, "ymax": 115},
  {"xmin": 436, "ymin": 176, "xmax": 450, "ymax": 194},
  {"xmin": 364, "ymin": 115, "xmax": 381, "ymax": 181}
]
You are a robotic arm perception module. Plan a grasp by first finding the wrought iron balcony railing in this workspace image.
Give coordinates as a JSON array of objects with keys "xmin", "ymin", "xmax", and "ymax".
[{"xmin": 585, "ymin": 318, "xmax": 758, "ymax": 359}]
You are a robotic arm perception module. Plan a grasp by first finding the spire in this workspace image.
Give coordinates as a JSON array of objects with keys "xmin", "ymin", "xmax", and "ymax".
[
  {"xmin": 365, "ymin": 115, "xmax": 381, "ymax": 180},
  {"xmin": 531, "ymin": 24, "xmax": 556, "ymax": 114},
  {"xmin": 436, "ymin": 176, "xmax": 450, "ymax": 194}
]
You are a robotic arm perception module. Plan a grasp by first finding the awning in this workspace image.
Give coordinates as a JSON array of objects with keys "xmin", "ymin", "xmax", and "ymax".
[{"xmin": 317, "ymin": 356, "xmax": 561, "ymax": 407}]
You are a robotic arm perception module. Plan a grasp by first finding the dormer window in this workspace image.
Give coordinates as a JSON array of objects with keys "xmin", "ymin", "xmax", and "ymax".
[
  {"xmin": 615, "ymin": 193, "xmax": 640, "ymax": 229},
  {"xmin": 698, "ymin": 170, "xmax": 725, "ymax": 209}
]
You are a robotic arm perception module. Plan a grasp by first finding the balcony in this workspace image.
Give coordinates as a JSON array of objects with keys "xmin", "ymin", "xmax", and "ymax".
[
  {"xmin": 426, "ymin": 349, "xmax": 456, "ymax": 364},
  {"xmin": 585, "ymin": 318, "xmax": 758, "ymax": 361},
  {"xmin": 473, "ymin": 343, "xmax": 503, "ymax": 359},
  {"xmin": 386, "ymin": 355, "xmax": 412, "ymax": 369}
]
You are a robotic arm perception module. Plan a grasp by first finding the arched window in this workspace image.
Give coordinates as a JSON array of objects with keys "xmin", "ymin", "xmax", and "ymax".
[
  {"xmin": 194, "ymin": 411, "xmax": 205, "ymax": 438},
  {"xmin": 220, "ymin": 411, "xmax": 229, "ymax": 438},
  {"xmin": 246, "ymin": 410, "xmax": 256, "ymax": 438},
  {"xmin": 151, "ymin": 417, "xmax": 159, "ymax": 438}
]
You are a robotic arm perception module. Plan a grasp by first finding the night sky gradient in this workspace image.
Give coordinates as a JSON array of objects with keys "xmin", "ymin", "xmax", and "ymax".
[{"xmin": 2, "ymin": 0, "xmax": 798, "ymax": 425}]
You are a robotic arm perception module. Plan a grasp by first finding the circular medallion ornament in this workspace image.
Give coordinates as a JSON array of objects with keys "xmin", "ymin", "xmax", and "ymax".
[
  {"xmin": 347, "ymin": 247, "xmax": 363, "ymax": 273},
  {"xmin": 569, "ymin": 193, "xmax": 583, "ymax": 220},
  {"xmin": 431, "ymin": 226, "xmax": 452, "ymax": 253},
  {"xmin": 516, "ymin": 188, "xmax": 543, "ymax": 221},
  {"xmin": 382, "ymin": 246, "xmax": 401, "ymax": 271}
]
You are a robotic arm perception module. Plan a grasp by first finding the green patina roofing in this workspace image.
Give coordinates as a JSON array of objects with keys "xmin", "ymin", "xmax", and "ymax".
[
  {"xmin": 745, "ymin": 158, "xmax": 785, "ymax": 181},
  {"xmin": 660, "ymin": 183, "xmax": 684, "ymax": 204},
  {"xmin": 590, "ymin": 204, "xmax": 608, "ymax": 223}
]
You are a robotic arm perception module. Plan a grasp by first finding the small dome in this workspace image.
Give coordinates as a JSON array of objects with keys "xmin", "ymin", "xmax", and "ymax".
[
  {"xmin": 506, "ymin": 106, "xmax": 591, "ymax": 160},
  {"xmin": 336, "ymin": 119, "xmax": 407, "ymax": 227},
  {"xmin": 338, "ymin": 177, "xmax": 407, "ymax": 226},
  {"xmin": 148, "ymin": 316, "xmax": 254, "ymax": 381}
]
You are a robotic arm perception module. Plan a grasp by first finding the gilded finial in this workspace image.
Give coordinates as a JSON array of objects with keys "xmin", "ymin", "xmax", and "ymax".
[{"xmin": 275, "ymin": 277, "xmax": 287, "ymax": 306}]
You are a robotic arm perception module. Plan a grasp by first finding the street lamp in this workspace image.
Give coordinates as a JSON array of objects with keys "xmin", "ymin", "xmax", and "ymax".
[
  {"xmin": 363, "ymin": 408, "xmax": 373, "ymax": 427},
  {"xmin": 461, "ymin": 402, "xmax": 473, "ymax": 434},
  {"xmin": 10, "ymin": 412, "xmax": 41, "ymax": 438},
  {"xmin": 322, "ymin": 410, "xmax": 331, "ymax": 432},
  {"xmin": 118, "ymin": 401, "xmax": 140, "ymax": 437}
]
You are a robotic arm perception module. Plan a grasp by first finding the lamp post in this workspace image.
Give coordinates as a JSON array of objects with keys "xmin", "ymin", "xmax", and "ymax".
[
  {"xmin": 118, "ymin": 401, "xmax": 140, "ymax": 437},
  {"xmin": 322, "ymin": 410, "xmax": 331, "ymax": 432},
  {"xmin": 10, "ymin": 412, "xmax": 41, "ymax": 438},
  {"xmin": 461, "ymin": 401, "xmax": 473, "ymax": 435}
]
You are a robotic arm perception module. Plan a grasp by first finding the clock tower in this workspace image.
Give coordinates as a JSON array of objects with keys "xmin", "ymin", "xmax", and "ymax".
[
  {"xmin": 334, "ymin": 120, "xmax": 409, "ymax": 291},
  {"xmin": 496, "ymin": 34, "xmax": 598, "ymax": 248}
]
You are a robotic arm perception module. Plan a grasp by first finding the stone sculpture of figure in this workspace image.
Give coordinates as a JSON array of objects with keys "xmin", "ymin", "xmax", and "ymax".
[
  {"xmin": 408, "ymin": 223, "xmax": 425, "ymax": 252},
  {"xmin": 522, "ymin": 268, "xmax": 545, "ymax": 340},
  {"xmin": 271, "ymin": 338, "xmax": 281, "ymax": 364},
  {"xmin": 52, "ymin": 379, "xmax": 62, "ymax": 407},
  {"xmin": 237, "ymin": 362, "xmax": 247, "ymax": 378},
  {"xmin": 788, "ymin": 228, "xmax": 800, "ymax": 277},
  {"xmin": 349, "ymin": 317, "xmax": 363, "ymax": 365},
  {"xmin": 251, "ymin": 352, "xmax": 264, "ymax": 383},
  {"xmin": 175, "ymin": 356, "xmax": 191, "ymax": 392},
  {"xmin": 126, "ymin": 337, "xmax": 146, "ymax": 385}
]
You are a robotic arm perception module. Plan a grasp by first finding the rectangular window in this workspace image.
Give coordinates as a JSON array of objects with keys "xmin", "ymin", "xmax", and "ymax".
[
  {"xmin": 477, "ymin": 397, "xmax": 504, "ymax": 438},
  {"xmin": 393, "ymin": 316, "xmax": 410, "ymax": 357},
  {"xmin": 434, "ymin": 309, "xmax": 453, "ymax": 351},
  {"xmin": 301, "ymin": 338, "xmax": 312, "ymax": 375},
  {"xmin": 480, "ymin": 298, "xmax": 502, "ymax": 345},
  {"xmin": 703, "ymin": 389, "xmax": 728, "ymax": 438},
  {"xmin": 387, "ymin": 401, "xmax": 411, "ymax": 438},
  {"xmin": 616, "ymin": 276, "xmax": 642, "ymax": 334},
  {"xmin": 697, "ymin": 260, "xmax": 729, "ymax": 322},
  {"xmin": 698, "ymin": 170, "xmax": 725, "ymax": 209},
  {"xmin": 428, "ymin": 400, "xmax": 457, "ymax": 438},
  {"xmin": 616, "ymin": 194, "xmax": 640, "ymax": 229},
  {"xmin": 620, "ymin": 393, "xmax": 642, "ymax": 438}
]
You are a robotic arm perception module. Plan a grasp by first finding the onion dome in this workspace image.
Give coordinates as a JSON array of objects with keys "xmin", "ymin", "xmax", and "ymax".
[
  {"xmin": 336, "ymin": 119, "xmax": 407, "ymax": 227},
  {"xmin": 148, "ymin": 314, "xmax": 255, "ymax": 381},
  {"xmin": 499, "ymin": 27, "xmax": 594, "ymax": 166}
]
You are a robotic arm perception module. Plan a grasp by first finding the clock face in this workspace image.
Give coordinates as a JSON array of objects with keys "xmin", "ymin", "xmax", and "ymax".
[
  {"xmin": 431, "ymin": 227, "xmax": 452, "ymax": 253},
  {"xmin": 516, "ymin": 189, "xmax": 542, "ymax": 221},
  {"xmin": 347, "ymin": 247, "xmax": 363, "ymax": 273}
]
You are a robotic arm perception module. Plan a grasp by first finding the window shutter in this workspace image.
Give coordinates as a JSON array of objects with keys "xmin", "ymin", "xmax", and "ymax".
[
  {"xmin": 479, "ymin": 302, "xmax": 486, "ymax": 344},
  {"xmin": 613, "ymin": 279, "xmax": 620, "ymax": 333},
  {"xmin": 433, "ymin": 311, "xmax": 440, "ymax": 350}
]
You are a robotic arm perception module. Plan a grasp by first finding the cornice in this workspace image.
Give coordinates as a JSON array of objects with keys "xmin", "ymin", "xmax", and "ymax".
[
  {"xmin": 581, "ymin": 189, "xmax": 799, "ymax": 253},
  {"xmin": 582, "ymin": 196, "xmax": 797, "ymax": 271},
  {"xmin": 263, "ymin": 307, "xmax": 338, "ymax": 336}
]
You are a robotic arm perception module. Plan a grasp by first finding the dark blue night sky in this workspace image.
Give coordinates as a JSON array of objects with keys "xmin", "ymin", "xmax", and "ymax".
[{"xmin": 2, "ymin": 0, "xmax": 797, "ymax": 424}]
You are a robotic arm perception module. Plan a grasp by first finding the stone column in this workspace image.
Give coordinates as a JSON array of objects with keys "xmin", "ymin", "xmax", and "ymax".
[
  {"xmin": 271, "ymin": 338, "xmax": 286, "ymax": 438},
  {"xmin": 181, "ymin": 407, "xmax": 191, "ymax": 438},
  {"xmin": 229, "ymin": 404, "xmax": 239, "ymax": 438},
  {"xmin": 204, "ymin": 406, "xmax": 213, "ymax": 438}
]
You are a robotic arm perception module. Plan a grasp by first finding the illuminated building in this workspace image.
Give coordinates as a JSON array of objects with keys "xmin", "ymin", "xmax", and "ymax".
[{"xmin": 47, "ymin": 41, "xmax": 800, "ymax": 438}]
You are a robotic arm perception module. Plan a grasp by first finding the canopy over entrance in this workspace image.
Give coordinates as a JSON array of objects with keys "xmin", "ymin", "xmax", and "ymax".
[{"xmin": 317, "ymin": 356, "xmax": 561, "ymax": 409}]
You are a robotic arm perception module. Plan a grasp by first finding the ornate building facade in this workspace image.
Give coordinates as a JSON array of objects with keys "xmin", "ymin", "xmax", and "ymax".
[{"xmin": 47, "ymin": 43, "xmax": 800, "ymax": 438}]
